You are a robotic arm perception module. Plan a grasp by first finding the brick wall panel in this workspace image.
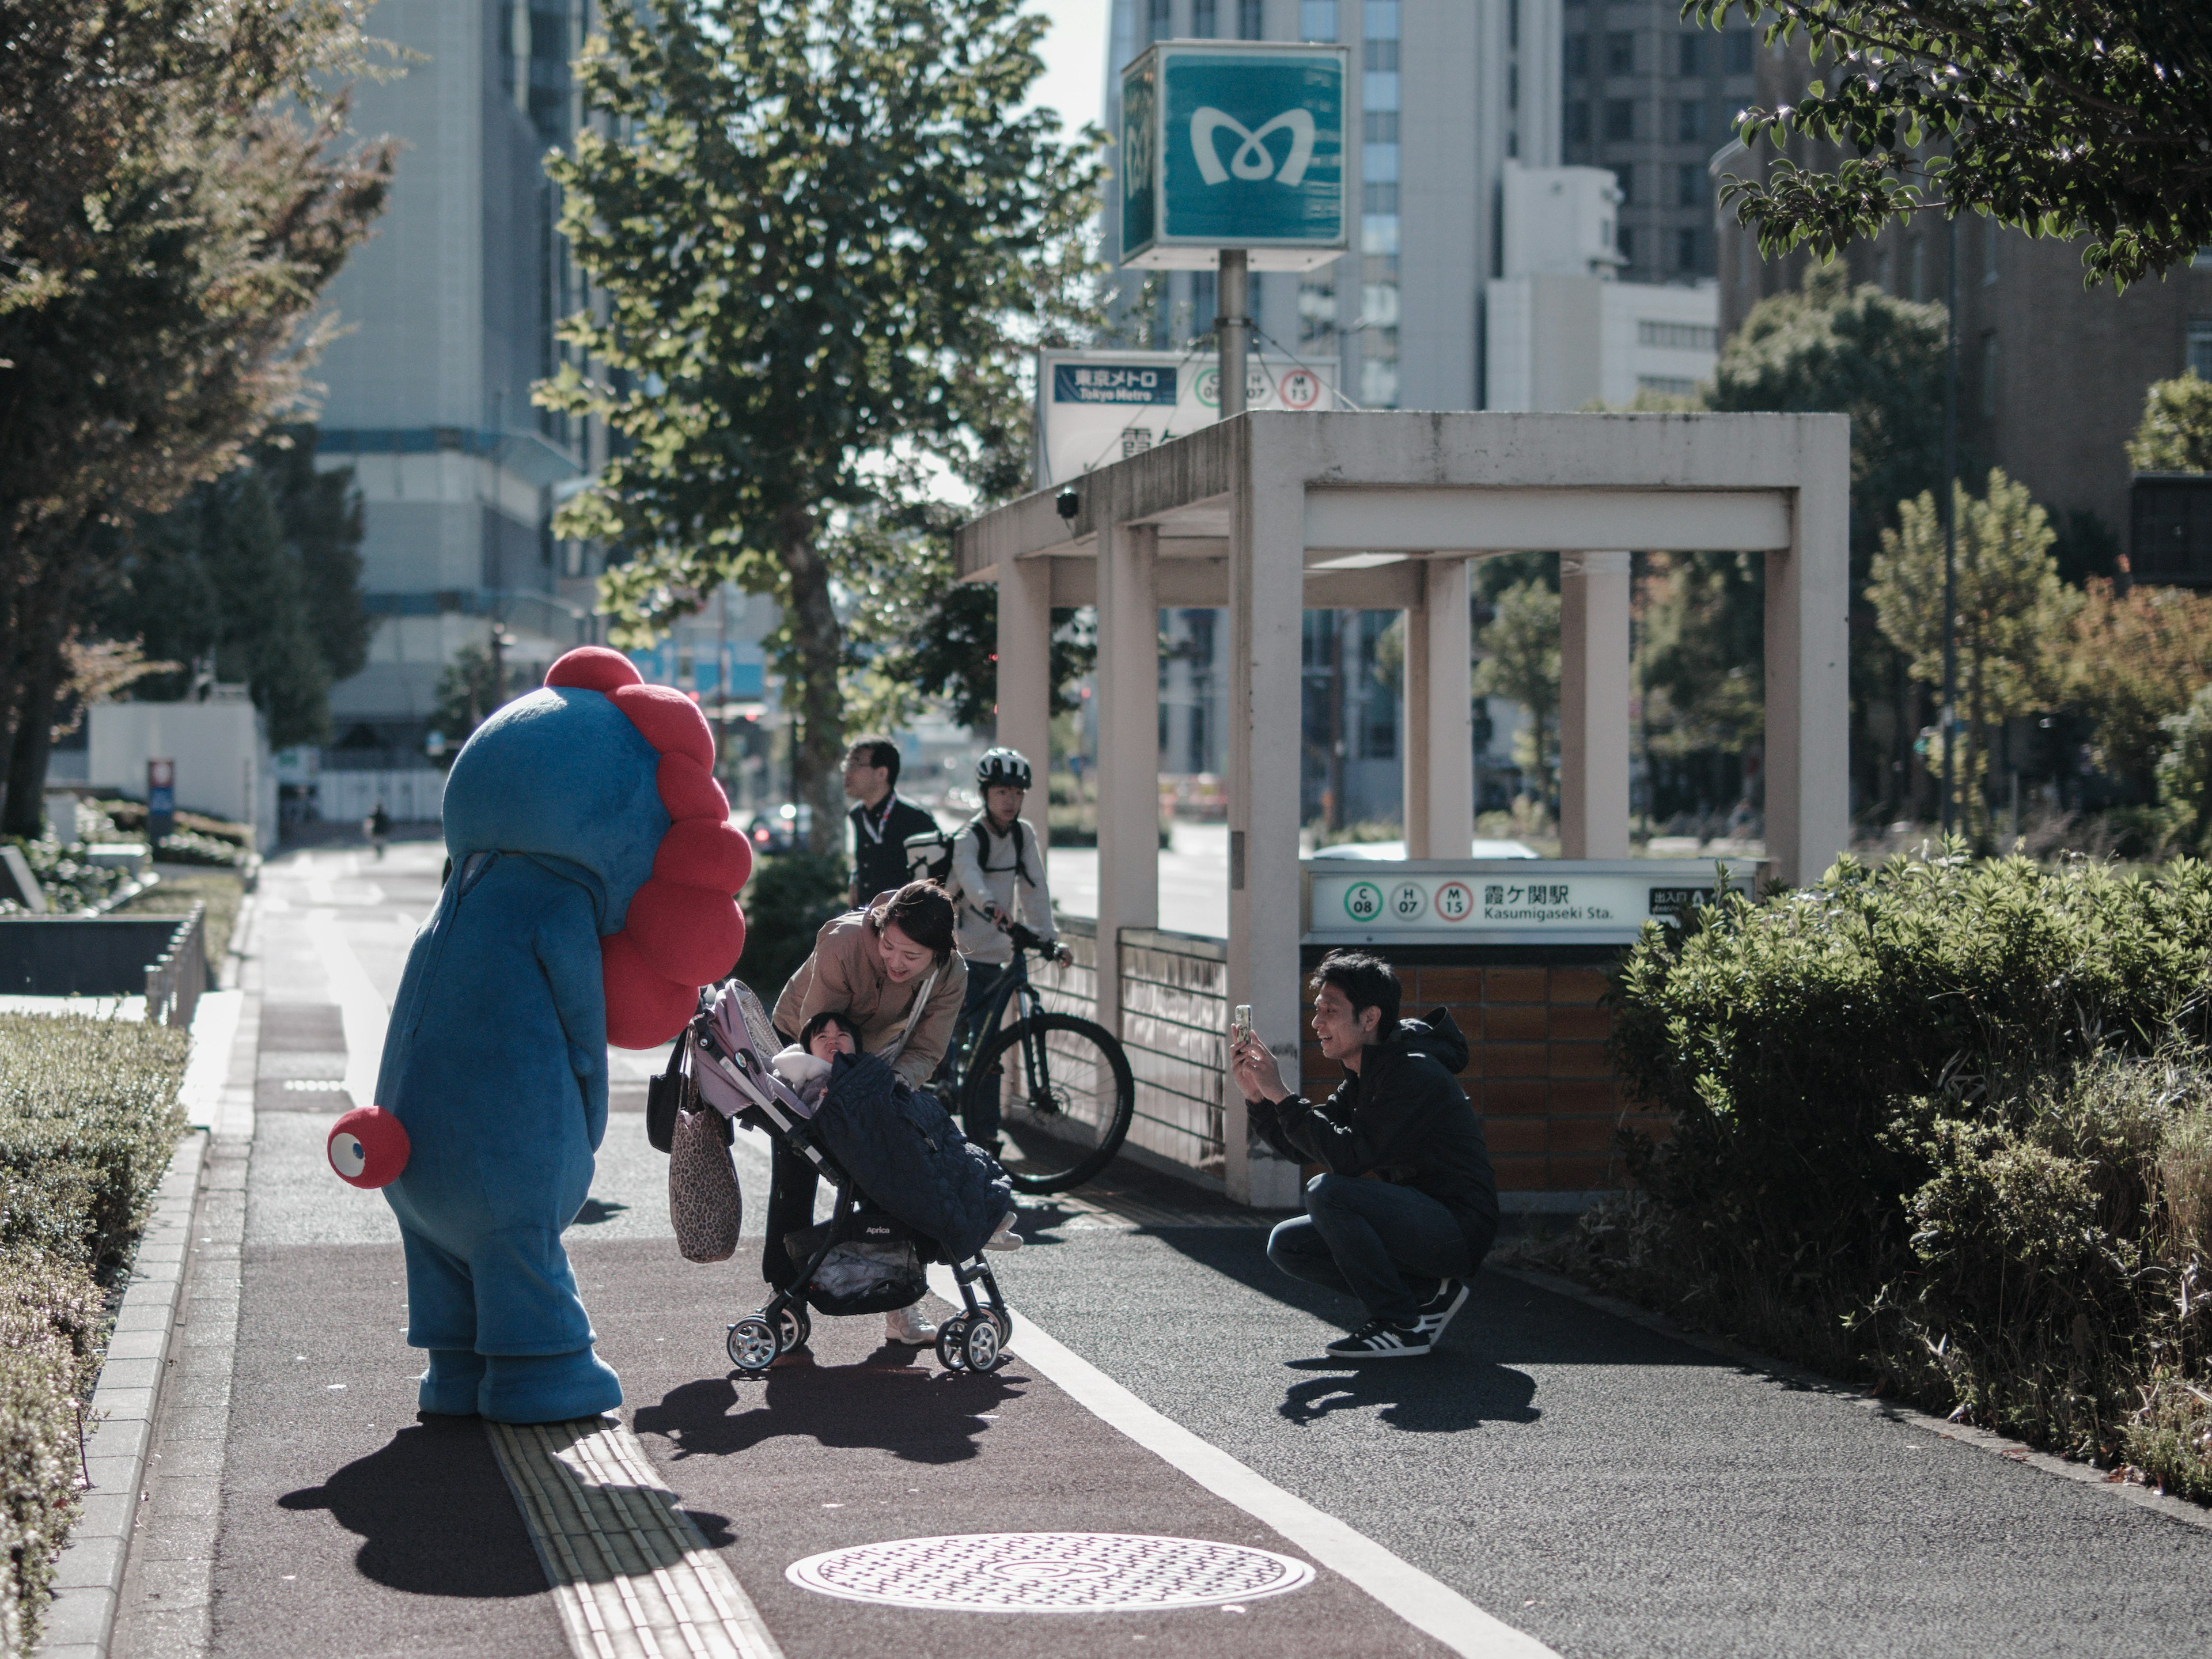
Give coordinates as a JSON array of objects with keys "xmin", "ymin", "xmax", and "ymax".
[
  {"xmin": 1547, "ymin": 1005, "xmax": 1612, "ymax": 1042},
  {"xmin": 1549, "ymin": 966, "xmax": 1611, "ymax": 1005},
  {"xmin": 1548, "ymin": 1043, "xmax": 1613, "ymax": 1078},
  {"xmin": 1483, "ymin": 967, "xmax": 1548, "ymax": 1002},
  {"xmin": 1482, "ymin": 1003, "xmax": 1548, "ymax": 1043}
]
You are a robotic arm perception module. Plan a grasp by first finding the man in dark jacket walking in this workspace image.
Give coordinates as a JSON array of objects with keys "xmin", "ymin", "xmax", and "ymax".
[
  {"xmin": 844, "ymin": 739, "xmax": 938, "ymax": 907},
  {"xmin": 1231, "ymin": 950, "xmax": 1498, "ymax": 1359}
]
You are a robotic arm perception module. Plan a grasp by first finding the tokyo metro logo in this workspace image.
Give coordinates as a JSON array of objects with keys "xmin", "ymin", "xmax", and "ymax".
[{"xmin": 1188, "ymin": 107, "xmax": 1318, "ymax": 188}]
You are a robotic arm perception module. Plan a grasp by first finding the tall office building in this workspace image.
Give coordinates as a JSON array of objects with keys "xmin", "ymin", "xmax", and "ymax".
[
  {"xmin": 1557, "ymin": 0, "xmax": 1758, "ymax": 284},
  {"xmin": 310, "ymin": 2, "xmax": 613, "ymax": 760}
]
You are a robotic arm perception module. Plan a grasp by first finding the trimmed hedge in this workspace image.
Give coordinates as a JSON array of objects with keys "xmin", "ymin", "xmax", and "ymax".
[
  {"xmin": 1562, "ymin": 847, "xmax": 2212, "ymax": 1499},
  {"xmin": 0, "ymin": 1014, "xmax": 188, "ymax": 1650}
]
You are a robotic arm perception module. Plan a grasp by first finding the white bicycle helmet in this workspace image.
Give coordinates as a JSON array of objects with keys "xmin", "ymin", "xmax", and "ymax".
[{"xmin": 976, "ymin": 747, "xmax": 1032, "ymax": 790}]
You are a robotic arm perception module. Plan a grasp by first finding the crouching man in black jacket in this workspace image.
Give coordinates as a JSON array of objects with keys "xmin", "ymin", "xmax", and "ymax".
[{"xmin": 1230, "ymin": 950, "xmax": 1498, "ymax": 1360}]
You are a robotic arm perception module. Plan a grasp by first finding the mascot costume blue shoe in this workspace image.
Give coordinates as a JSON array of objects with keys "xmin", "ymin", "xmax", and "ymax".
[{"xmin": 325, "ymin": 646, "xmax": 748, "ymax": 1423}]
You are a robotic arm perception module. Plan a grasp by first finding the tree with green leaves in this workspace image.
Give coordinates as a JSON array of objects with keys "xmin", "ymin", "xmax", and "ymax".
[
  {"xmin": 101, "ymin": 429, "xmax": 371, "ymax": 749},
  {"xmin": 0, "ymin": 2, "xmax": 392, "ymax": 833},
  {"xmin": 1639, "ymin": 552, "xmax": 1766, "ymax": 759},
  {"xmin": 2062, "ymin": 578, "xmax": 2212, "ymax": 800},
  {"xmin": 1868, "ymin": 468, "xmax": 2078, "ymax": 841},
  {"xmin": 539, "ymin": 0, "xmax": 1100, "ymax": 851},
  {"xmin": 1708, "ymin": 265, "xmax": 1949, "ymax": 566},
  {"xmin": 1696, "ymin": 3, "xmax": 2212, "ymax": 286},
  {"xmin": 2127, "ymin": 372, "xmax": 2212, "ymax": 474},
  {"xmin": 1473, "ymin": 579, "xmax": 1561, "ymax": 806}
]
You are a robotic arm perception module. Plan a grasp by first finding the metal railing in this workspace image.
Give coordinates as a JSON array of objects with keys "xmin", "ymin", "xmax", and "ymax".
[
  {"xmin": 1031, "ymin": 917, "xmax": 1229, "ymax": 1180},
  {"xmin": 144, "ymin": 904, "xmax": 207, "ymax": 1029}
]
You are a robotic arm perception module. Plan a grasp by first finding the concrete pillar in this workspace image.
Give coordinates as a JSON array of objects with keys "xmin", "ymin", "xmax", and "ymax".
[
  {"xmin": 1093, "ymin": 512, "xmax": 1160, "ymax": 1036},
  {"xmin": 1225, "ymin": 419, "xmax": 1305, "ymax": 1209},
  {"xmin": 994, "ymin": 550, "xmax": 1054, "ymax": 870},
  {"xmin": 1766, "ymin": 424, "xmax": 1853, "ymax": 885},
  {"xmin": 1402, "ymin": 558, "xmax": 1475, "ymax": 861},
  {"xmin": 1558, "ymin": 550, "xmax": 1631, "ymax": 859}
]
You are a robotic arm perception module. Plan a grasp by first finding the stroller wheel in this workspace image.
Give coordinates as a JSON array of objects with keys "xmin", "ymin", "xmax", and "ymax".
[
  {"xmin": 935, "ymin": 1315, "xmax": 971, "ymax": 1372},
  {"xmin": 727, "ymin": 1316, "xmax": 778, "ymax": 1373},
  {"xmin": 776, "ymin": 1304, "xmax": 810, "ymax": 1353},
  {"xmin": 963, "ymin": 1315, "xmax": 1003, "ymax": 1373}
]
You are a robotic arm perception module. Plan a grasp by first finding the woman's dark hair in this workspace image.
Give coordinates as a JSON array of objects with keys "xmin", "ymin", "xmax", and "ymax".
[
  {"xmin": 1312, "ymin": 949, "xmax": 1401, "ymax": 1035},
  {"xmin": 872, "ymin": 880, "xmax": 956, "ymax": 962},
  {"xmin": 800, "ymin": 1009, "xmax": 856, "ymax": 1049}
]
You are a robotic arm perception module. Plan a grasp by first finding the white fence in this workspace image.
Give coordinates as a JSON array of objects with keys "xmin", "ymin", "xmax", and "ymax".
[{"xmin": 316, "ymin": 770, "xmax": 445, "ymax": 823}]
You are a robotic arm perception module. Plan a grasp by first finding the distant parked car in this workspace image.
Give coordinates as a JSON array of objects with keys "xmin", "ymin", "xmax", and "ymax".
[
  {"xmin": 1309, "ymin": 837, "xmax": 1540, "ymax": 861},
  {"xmin": 741, "ymin": 803, "xmax": 814, "ymax": 854}
]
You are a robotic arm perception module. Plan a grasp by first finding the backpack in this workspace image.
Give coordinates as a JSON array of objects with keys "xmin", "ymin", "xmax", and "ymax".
[{"xmin": 903, "ymin": 816, "xmax": 1035, "ymax": 896}]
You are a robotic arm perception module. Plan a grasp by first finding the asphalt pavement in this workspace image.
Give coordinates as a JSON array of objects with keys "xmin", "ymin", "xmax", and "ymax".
[{"xmin": 107, "ymin": 839, "xmax": 2212, "ymax": 1659}]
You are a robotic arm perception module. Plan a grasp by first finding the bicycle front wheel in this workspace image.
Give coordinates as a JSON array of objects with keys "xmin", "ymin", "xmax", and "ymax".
[{"xmin": 965, "ymin": 1012, "xmax": 1135, "ymax": 1195}]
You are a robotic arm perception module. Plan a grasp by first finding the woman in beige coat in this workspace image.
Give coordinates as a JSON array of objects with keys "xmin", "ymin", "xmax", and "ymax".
[{"xmin": 766, "ymin": 882, "xmax": 967, "ymax": 1346}]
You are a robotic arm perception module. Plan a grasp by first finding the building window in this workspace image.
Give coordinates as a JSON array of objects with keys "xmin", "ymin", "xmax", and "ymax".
[
  {"xmin": 1910, "ymin": 236, "xmax": 1926, "ymax": 301},
  {"xmin": 1617, "ymin": 224, "xmax": 1635, "ymax": 265},
  {"xmin": 1364, "ymin": 0, "xmax": 1398, "ymax": 37},
  {"xmin": 1725, "ymin": 30, "xmax": 1753, "ymax": 73},
  {"xmin": 1984, "ymin": 215, "xmax": 2001, "ymax": 285},
  {"xmin": 1677, "ymin": 162, "xmax": 1704, "ymax": 207},
  {"xmin": 1679, "ymin": 33, "xmax": 1702, "ymax": 75},
  {"xmin": 1509, "ymin": 0, "xmax": 1520, "ymax": 49},
  {"xmin": 1638, "ymin": 375, "xmax": 1699, "ymax": 398},
  {"xmin": 1565, "ymin": 100, "xmax": 1590, "ymax": 143},
  {"xmin": 1362, "ymin": 183, "xmax": 1400, "ymax": 214},
  {"xmin": 1604, "ymin": 99, "xmax": 1634, "ymax": 141},
  {"xmin": 1605, "ymin": 31, "xmax": 1634, "ymax": 74},
  {"xmin": 2187, "ymin": 318, "xmax": 2212, "ymax": 380},
  {"xmin": 1300, "ymin": 0, "xmax": 1338, "ymax": 39},
  {"xmin": 1365, "ymin": 70, "xmax": 1400, "ymax": 111},
  {"xmin": 1363, "ymin": 109, "xmax": 1400, "ymax": 143},
  {"xmin": 1509, "ymin": 61, "xmax": 1519, "ymax": 110},
  {"xmin": 1676, "ymin": 99, "xmax": 1704, "ymax": 143},
  {"xmin": 1238, "ymin": 0, "xmax": 1264, "ymax": 37},
  {"xmin": 1613, "ymin": 164, "xmax": 1635, "ymax": 206},
  {"xmin": 1564, "ymin": 33, "xmax": 1588, "ymax": 75},
  {"xmin": 1676, "ymin": 227, "xmax": 1700, "ymax": 271},
  {"xmin": 1298, "ymin": 272, "xmax": 1338, "ymax": 350},
  {"xmin": 1148, "ymin": 0, "xmax": 1172, "ymax": 43},
  {"xmin": 1638, "ymin": 319, "xmax": 1719, "ymax": 350},
  {"xmin": 1979, "ymin": 331, "xmax": 1999, "ymax": 421},
  {"xmin": 1193, "ymin": 0, "xmax": 1217, "ymax": 35}
]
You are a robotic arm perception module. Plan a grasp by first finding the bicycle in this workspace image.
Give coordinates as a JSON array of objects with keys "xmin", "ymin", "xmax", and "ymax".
[{"xmin": 935, "ymin": 922, "xmax": 1135, "ymax": 1195}]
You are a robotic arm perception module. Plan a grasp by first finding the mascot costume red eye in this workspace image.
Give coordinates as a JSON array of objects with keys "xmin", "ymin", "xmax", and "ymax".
[{"xmin": 334, "ymin": 646, "xmax": 748, "ymax": 1422}]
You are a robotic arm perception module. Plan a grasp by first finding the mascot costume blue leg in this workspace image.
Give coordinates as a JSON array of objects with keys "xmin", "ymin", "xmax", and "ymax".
[{"xmin": 325, "ymin": 647, "xmax": 749, "ymax": 1423}]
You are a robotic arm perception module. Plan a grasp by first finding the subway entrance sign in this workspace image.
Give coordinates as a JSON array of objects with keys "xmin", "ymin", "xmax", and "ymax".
[
  {"xmin": 1119, "ymin": 41, "xmax": 1349, "ymax": 271},
  {"xmin": 1302, "ymin": 860, "xmax": 1760, "ymax": 948}
]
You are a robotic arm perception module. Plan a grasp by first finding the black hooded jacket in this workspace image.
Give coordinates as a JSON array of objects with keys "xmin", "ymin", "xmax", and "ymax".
[{"xmin": 1249, "ymin": 1007, "xmax": 1499, "ymax": 1256}]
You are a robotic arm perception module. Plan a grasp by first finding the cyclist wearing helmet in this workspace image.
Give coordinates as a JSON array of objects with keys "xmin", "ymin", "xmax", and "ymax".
[{"xmin": 950, "ymin": 747, "xmax": 1068, "ymax": 1153}]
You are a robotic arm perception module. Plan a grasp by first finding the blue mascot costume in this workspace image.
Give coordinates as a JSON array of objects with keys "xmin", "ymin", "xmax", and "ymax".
[{"xmin": 327, "ymin": 646, "xmax": 748, "ymax": 1423}]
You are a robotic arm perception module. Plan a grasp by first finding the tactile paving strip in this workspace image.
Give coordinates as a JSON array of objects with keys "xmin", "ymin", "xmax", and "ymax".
[
  {"xmin": 786, "ymin": 1531, "xmax": 1314, "ymax": 1612},
  {"xmin": 488, "ymin": 1416, "xmax": 783, "ymax": 1659}
]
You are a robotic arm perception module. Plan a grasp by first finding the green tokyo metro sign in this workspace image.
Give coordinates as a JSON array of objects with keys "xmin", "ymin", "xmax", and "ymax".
[{"xmin": 1118, "ymin": 41, "xmax": 1349, "ymax": 271}]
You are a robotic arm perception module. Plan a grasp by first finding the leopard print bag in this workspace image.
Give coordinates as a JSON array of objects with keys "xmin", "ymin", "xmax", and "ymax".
[{"xmin": 669, "ymin": 1093, "xmax": 743, "ymax": 1263}]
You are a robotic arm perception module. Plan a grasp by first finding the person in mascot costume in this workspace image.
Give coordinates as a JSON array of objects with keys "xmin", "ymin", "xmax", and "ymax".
[{"xmin": 331, "ymin": 645, "xmax": 749, "ymax": 1423}]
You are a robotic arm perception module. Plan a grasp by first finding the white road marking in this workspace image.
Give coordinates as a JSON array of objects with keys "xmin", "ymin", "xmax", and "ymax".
[
  {"xmin": 931, "ymin": 1264, "xmax": 1560, "ymax": 1659},
  {"xmin": 302, "ymin": 908, "xmax": 389, "ymax": 1112}
]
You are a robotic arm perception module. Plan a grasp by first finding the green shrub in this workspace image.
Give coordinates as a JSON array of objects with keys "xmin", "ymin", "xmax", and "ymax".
[
  {"xmin": 1560, "ymin": 844, "xmax": 2212, "ymax": 1495},
  {"xmin": 0, "ymin": 1248, "xmax": 103, "ymax": 1657},
  {"xmin": 0, "ymin": 842, "xmax": 130, "ymax": 916},
  {"xmin": 0, "ymin": 1016, "xmax": 190, "ymax": 1279},
  {"xmin": 0, "ymin": 1015, "xmax": 186, "ymax": 1648},
  {"xmin": 735, "ymin": 852, "xmax": 851, "ymax": 1014}
]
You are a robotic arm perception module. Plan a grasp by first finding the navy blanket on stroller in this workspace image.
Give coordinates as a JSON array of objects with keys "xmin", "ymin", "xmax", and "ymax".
[{"xmin": 809, "ymin": 1052, "xmax": 1012, "ymax": 1263}]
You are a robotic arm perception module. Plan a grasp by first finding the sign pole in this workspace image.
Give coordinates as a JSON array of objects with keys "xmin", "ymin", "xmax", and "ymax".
[{"xmin": 1217, "ymin": 248, "xmax": 1249, "ymax": 419}]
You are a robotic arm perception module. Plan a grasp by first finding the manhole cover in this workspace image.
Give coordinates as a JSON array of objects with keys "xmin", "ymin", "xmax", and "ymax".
[{"xmin": 786, "ymin": 1532, "xmax": 1312, "ymax": 1612}]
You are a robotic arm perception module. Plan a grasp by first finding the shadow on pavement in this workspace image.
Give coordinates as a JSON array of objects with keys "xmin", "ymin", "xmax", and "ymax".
[
  {"xmin": 1277, "ymin": 1353, "xmax": 1540, "ymax": 1431},
  {"xmin": 1141, "ymin": 1222, "xmax": 1715, "ymax": 1369},
  {"xmin": 634, "ymin": 1361, "xmax": 1028, "ymax": 1467},
  {"xmin": 275, "ymin": 1416, "xmax": 548, "ymax": 1597}
]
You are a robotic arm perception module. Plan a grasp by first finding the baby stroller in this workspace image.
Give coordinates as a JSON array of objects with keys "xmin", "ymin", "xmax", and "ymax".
[{"xmin": 684, "ymin": 979, "xmax": 1013, "ymax": 1376}]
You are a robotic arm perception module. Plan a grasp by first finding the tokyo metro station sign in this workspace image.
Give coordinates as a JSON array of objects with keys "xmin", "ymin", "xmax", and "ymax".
[{"xmin": 1119, "ymin": 41, "xmax": 1350, "ymax": 271}]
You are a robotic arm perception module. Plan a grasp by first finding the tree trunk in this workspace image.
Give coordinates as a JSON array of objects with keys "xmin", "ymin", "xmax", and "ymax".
[
  {"xmin": 3, "ymin": 609, "xmax": 65, "ymax": 839},
  {"xmin": 779, "ymin": 511, "xmax": 846, "ymax": 859}
]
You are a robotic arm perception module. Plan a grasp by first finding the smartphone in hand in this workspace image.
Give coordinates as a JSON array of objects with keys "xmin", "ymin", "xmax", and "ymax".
[{"xmin": 1230, "ymin": 1003, "xmax": 1253, "ymax": 1047}]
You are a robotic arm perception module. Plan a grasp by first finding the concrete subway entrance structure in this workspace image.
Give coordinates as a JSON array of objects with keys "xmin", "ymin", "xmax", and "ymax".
[{"xmin": 956, "ymin": 410, "xmax": 1849, "ymax": 1206}]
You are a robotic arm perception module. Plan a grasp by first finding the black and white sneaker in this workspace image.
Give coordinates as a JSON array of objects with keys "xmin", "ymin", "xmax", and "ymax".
[
  {"xmin": 1323, "ymin": 1319, "xmax": 1433, "ymax": 1360},
  {"xmin": 1415, "ymin": 1278, "xmax": 1469, "ymax": 1341}
]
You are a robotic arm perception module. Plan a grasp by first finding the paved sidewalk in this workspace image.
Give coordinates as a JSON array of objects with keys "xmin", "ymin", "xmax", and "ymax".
[{"xmin": 106, "ymin": 841, "xmax": 2212, "ymax": 1659}]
